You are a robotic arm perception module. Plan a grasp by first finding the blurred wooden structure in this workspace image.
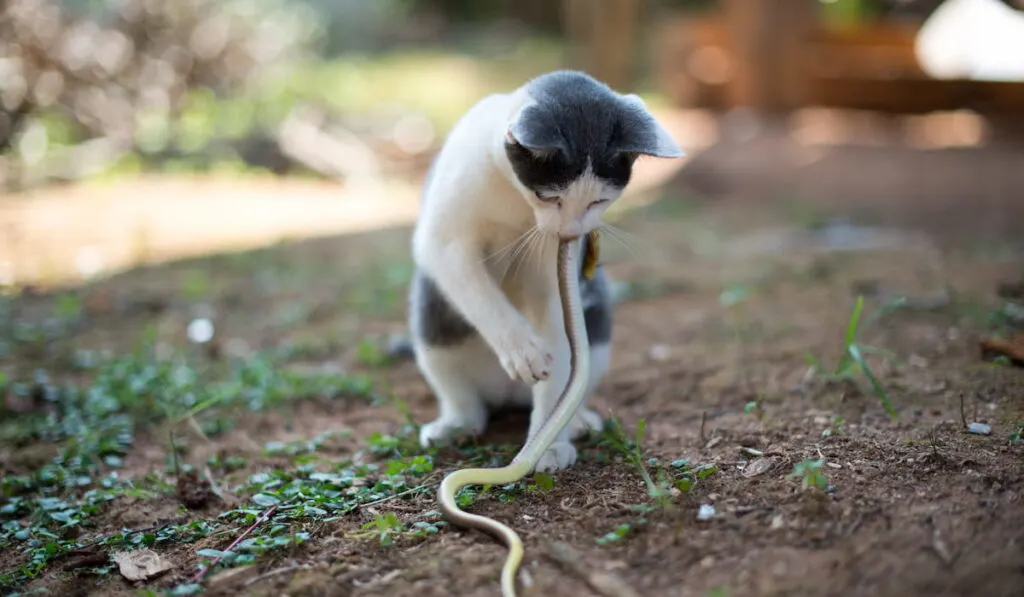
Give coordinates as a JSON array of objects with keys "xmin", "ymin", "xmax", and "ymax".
[
  {"xmin": 651, "ymin": 0, "xmax": 1024, "ymax": 117},
  {"xmin": 563, "ymin": 0, "xmax": 644, "ymax": 90}
]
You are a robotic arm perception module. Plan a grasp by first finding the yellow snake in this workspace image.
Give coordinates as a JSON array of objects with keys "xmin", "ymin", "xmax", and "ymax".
[{"xmin": 438, "ymin": 231, "xmax": 600, "ymax": 597}]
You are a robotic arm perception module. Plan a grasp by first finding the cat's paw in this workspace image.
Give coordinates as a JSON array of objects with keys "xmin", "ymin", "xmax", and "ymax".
[
  {"xmin": 419, "ymin": 415, "xmax": 486, "ymax": 448},
  {"xmin": 495, "ymin": 327, "xmax": 552, "ymax": 385},
  {"xmin": 534, "ymin": 442, "xmax": 577, "ymax": 473},
  {"xmin": 569, "ymin": 408, "xmax": 603, "ymax": 440}
]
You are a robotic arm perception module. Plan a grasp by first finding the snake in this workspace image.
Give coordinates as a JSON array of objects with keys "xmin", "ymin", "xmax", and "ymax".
[{"xmin": 437, "ymin": 230, "xmax": 600, "ymax": 597}]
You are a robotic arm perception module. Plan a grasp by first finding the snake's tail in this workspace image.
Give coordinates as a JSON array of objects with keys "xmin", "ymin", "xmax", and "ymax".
[{"xmin": 440, "ymin": 473, "xmax": 524, "ymax": 596}]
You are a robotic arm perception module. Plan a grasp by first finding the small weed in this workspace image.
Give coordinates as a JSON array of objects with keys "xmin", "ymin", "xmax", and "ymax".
[
  {"xmin": 596, "ymin": 521, "xmax": 639, "ymax": 545},
  {"xmin": 600, "ymin": 417, "xmax": 717, "ymax": 507},
  {"xmin": 349, "ymin": 511, "xmax": 445, "ymax": 547},
  {"xmin": 806, "ymin": 295, "xmax": 897, "ymax": 419},
  {"xmin": 359, "ymin": 512, "xmax": 404, "ymax": 547},
  {"xmin": 1009, "ymin": 422, "xmax": 1023, "ymax": 444},
  {"xmin": 821, "ymin": 417, "xmax": 845, "ymax": 438},
  {"xmin": 594, "ymin": 416, "xmax": 717, "ymax": 545},
  {"xmin": 743, "ymin": 400, "xmax": 766, "ymax": 422},
  {"xmin": 356, "ymin": 337, "xmax": 393, "ymax": 367},
  {"xmin": 788, "ymin": 459, "xmax": 829, "ymax": 492}
]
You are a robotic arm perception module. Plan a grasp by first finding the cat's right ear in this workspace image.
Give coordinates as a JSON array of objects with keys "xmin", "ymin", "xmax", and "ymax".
[{"xmin": 506, "ymin": 103, "xmax": 563, "ymax": 159}]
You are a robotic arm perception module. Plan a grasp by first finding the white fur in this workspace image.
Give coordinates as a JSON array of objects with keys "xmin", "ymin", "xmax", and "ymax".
[{"xmin": 411, "ymin": 87, "xmax": 619, "ymax": 472}]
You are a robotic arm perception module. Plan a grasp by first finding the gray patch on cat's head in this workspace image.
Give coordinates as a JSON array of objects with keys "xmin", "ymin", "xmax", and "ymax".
[{"xmin": 504, "ymin": 70, "xmax": 684, "ymax": 195}]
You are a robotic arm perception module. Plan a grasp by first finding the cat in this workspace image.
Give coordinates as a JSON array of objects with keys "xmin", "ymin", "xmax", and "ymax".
[{"xmin": 407, "ymin": 70, "xmax": 684, "ymax": 473}]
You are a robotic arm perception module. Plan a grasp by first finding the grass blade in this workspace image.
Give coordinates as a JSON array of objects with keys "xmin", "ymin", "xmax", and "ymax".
[
  {"xmin": 848, "ymin": 343, "xmax": 896, "ymax": 419},
  {"xmin": 845, "ymin": 295, "xmax": 864, "ymax": 348}
]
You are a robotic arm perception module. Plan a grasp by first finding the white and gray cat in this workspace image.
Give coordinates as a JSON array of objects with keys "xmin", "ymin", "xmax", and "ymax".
[{"xmin": 407, "ymin": 70, "xmax": 683, "ymax": 473}]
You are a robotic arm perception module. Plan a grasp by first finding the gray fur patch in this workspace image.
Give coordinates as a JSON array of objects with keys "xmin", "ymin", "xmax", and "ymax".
[{"xmin": 409, "ymin": 269, "xmax": 477, "ymax": 347}]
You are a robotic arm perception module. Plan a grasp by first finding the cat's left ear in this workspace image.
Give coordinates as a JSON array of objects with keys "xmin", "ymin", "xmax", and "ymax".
[{"xmin": 619, "ymin": 93, "xmax": 686, "ymax": 159}]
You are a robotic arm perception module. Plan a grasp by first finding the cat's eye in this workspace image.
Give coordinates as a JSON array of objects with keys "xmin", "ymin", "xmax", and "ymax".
[
  {"xmin": 588, "ymin": 199, "xmax": 609, "ymax": 209},
  {"xmin": 536, "ymin": 193, "xmax": 560, "ymax": 204}
]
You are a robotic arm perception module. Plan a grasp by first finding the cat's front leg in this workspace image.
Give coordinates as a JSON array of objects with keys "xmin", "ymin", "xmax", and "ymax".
[{"xmin": 416, "ymin": 237, "xmax": 552, "ymax": 385}]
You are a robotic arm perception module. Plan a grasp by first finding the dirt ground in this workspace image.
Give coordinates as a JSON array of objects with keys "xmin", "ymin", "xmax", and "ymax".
[{"xmin": 2, "ymin": 138, "xmax": 1023, "ymax": 597}]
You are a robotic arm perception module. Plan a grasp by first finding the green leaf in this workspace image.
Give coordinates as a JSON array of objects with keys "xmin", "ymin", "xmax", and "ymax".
[
  {"xmin": 848, "ymin": 344, "xmax": 896, "ymax": 419},
  {"xmin": 251, "ymin": 493, "xmax": 280, "ymax": 507},
  {"xmin": 533, "ymin": 471, "xmax": 555, "ymax": 492},
  {"xmin": 844, "ymin": 295, "xmax": 864, "ymax": 348}
]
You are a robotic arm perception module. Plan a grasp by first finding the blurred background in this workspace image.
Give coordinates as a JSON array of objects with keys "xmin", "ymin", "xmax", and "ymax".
[
  {"xmin": 3, "ymin": 0, "xmax": 1024, "ymax": 287},
  {"xmin": 2, "ymin": 3, "xmax": 1024, "ymax": 596}
]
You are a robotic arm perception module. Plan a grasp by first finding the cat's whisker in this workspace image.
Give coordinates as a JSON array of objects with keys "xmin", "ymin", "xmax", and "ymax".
[
  {"xmin": 505, "ymin": 227, "xmax": 541, "ymax": 283},
  {"xmin": 483, "ymin": 226, "xmax": 534, "ymax": 267},
  {"xmin": 490, "ymin": 226, "xmax": 537, "ymax": 284},
  {"xmin": 514, "ymin": 228, "xmax": 547, "ymax": 281},
  {"xmin": 599, "ymin": 223, "xmax": 651, "ymax": 261}
]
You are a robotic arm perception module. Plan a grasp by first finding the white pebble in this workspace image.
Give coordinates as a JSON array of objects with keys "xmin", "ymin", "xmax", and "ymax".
[
  {"xmin": 697, "ymin": 504, "xmax": 716, "ymax": 521},
  {"xmin": 186, "ymin": 318, "xmax": 215, "ymax": 344},
  {"xmin": 967, "ymin": 422, "xmax": 992, "ymax": 435}
]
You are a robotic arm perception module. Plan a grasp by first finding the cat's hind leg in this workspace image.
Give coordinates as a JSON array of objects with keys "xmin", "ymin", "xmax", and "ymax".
[
  {"xmin": 410, "ymin": 269, "xmax": 511, "ymax": 447},
  {"xmin": 414, "ymin": 340, "xmax": 491, "ymax": 447}
]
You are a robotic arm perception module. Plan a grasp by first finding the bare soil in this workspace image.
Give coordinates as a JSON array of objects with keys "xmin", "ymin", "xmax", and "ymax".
[{"xmin": 3, "ymin": 143, "xmax": 1024, "ymax": 597}]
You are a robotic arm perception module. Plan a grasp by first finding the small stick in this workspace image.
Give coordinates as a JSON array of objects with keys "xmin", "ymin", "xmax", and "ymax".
[
  {"xmin": 244, "ymin": 563, "xmax": 311, "ymax": 587},
  {"xmin": 958, "ymin": 393, "xmax": 967, "ymax": 429},
  {"xmin": 543, "ymin": 540, "xmax": 640, "ymax": 597},
  {"xmin": 700, "ymin": 411, "xmax": 708, "ymax": 443},
  {"xmin": 192, "ymin": 506, "xmax": 277, "ymax": 584},
  {"xmin": 352, "ymin": 478, "xmax": 442, "ymax": 512}
]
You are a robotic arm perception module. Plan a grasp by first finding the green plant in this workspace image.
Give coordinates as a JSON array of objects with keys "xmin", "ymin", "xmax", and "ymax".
[
  {"xmin": 806, "ymin": 295, "xmax": 896, "ymax": 419},
  {"xmin": 600, "ymin": 417, "xmax": 718, "ymax": 508},
  {"xmin": 788, "ymin": 459, "xmax": 829, "ymax": 491},
  {"xmin": 821, "ymin": 416, "xmax": 845, "ymax": 438}
]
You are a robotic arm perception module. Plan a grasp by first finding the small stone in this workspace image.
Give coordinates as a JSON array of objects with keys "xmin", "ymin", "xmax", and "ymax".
[
  {"xmin": 186, "ymin": 318, "xmax": 215, "ymax": 344},
  {"xmin": 700, "ymin": 555, "xmax": 715, "ymax": 568},
  {"xmin": 697, "ymin": 504, "xmax": 716, "ymax": 521},
  {"xmin": 113, "ymin": 549, "xmax": 174, "ymax": 581},
  {"xmin": 742, "ymin": 458, "xmax": 773, "ymax": 478},
  {"xmin": 770, "ymin": 514, "xmax": 785, "ymax": 529},
  {"xmin": 967, "ymin": 422, "xmax": 992, "ymax": 435},
  {"xmin": 908, "ymin": 354, "xmax": 929, "ymax": 368},
  {"xmin": 648, "ymin": 344, "xmax": 671, "ymax": 362}
]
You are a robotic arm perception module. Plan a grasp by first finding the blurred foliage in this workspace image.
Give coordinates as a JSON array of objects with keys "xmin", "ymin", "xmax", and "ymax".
[
  {"xmin": 0, "ymin": 0, "xmax": 326, "ymax": 189},
  {"xmin": 0, "ymin": 0, "xmax": 569, "ymax": 191}
]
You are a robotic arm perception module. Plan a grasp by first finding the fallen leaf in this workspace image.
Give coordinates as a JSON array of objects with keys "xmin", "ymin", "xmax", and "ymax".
[
  {"xmin": 743, "ymin": 457, "xmax": 774, "ymax": 478},
  {"xmin": 113, "ymin": 549, "xmax": 174, "ymax": 582},
  {"xmin": 980, "ymin": 333, "xmax": 1024, "ymax": 367}
]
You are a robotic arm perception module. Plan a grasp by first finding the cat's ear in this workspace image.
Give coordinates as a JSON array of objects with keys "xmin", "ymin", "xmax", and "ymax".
[
  {"xmin": 506, "ymin": 102, "xmax": 564, "ymax": 159},
  {"xmin": 618, "ymin": 93, "xmax": 685, "ymax": 159}
]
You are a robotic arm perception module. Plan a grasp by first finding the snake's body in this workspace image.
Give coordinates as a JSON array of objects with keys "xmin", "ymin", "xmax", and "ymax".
[{"xmin": 438, "ymin": 233, "xmax": 596, "ymax": 597}]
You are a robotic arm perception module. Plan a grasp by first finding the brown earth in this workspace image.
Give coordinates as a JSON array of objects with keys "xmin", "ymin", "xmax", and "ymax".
[{"xmin": 3, "ymin": 136, "xmax": 1024, "ymax": 597}]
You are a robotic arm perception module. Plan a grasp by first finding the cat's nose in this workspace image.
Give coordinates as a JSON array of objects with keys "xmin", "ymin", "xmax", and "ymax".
[{"xmin": 558, "ymin": 232, "xmax": 581, "ymax": 241}]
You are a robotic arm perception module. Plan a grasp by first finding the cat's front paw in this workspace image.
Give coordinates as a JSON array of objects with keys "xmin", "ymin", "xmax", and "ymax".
[
  {"xmin": 534, "ymin": 442, "xmax": 577, "ymax": 473},
  {"xmin": 569, "ymin": 408, "xmax": 603, "ymax": 440},
  {"xmin": 495, "ymin": 327, "xmax": 552, "ymax": 385},
  {"xmin": 419, "ymin": 414, "xmax": 486, "ymax": 448}
]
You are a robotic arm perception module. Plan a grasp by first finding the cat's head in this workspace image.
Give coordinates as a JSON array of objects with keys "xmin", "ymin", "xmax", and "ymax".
[{"xmin": 504, "ymin": 70, "xmax": 684, "ymax": 240}]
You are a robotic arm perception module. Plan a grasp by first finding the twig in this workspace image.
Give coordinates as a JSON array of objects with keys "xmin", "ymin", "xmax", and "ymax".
[
  {"xmin": 542, "ymin": 539, "xmax": 641, "ymax": 597},
  {"xmin": 244, "ymin": 563, "xmax": 311, "ymax": 587},
  {"xmin": 700, "ymin": 411, "xmax": 708, "ymax": 443},
  {"xmin": 353, "ymin": 478, "xmax": 442, "ymax": 512},
  {"xmin": 958, "ymin": 393, "xmax": 968, "ymax": 429},
  {"xmin": 930, "ymin": 520, "xmax": 954, "ymax": 565},
  {"xmin": 192, "ymin": 506, "xmax": 277, "ymax": 584}
]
